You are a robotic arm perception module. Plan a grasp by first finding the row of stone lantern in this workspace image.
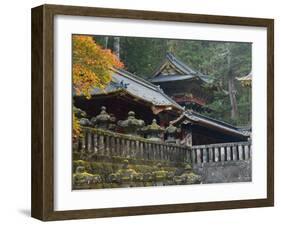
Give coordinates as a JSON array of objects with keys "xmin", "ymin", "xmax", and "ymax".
[{"xmin": 79, "ymin": 106, "xmax": 180, "ymax": 143}]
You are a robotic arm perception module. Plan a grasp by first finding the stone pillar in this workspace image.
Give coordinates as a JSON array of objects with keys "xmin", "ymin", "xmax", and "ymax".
[
  {"xmin": 191, "ymin": 149, "xmax": 196, "ymax": 164},
  {"xmin": 93, "ymin": 133, "xmax": 98, "ymax": 154},
  {"xmin": 208, "ymin": 147, "xmax": 214, "ymax": 162},
  {"xmin": 202, "ymin": 148, "xmax": 208, "ymax": 163},
  {"xmin": 144, "ymin": 142, "xmax": 148, "ymax": 160},
  {"xmin": 105, "ymin": 135, "xmax": 110, "ymax": 156},
  {"xmin": 139, "ymin": 141, "xmax": 144, "ymax": 159},
  {"xmin": 130, "ymin": 140, "xmax": 135, "ymax": 158},
  {"xmin": 220, "ymin": 147, "xmax": 225, "ymax": 162},
  {"xmin": 238, "ymin": 145, "xmax": 244, "ymax": 160},
  {"xmin": 98, "ymin": 135, "xmax": 104, "ymax": 155},
  {"xmin": 126, "ymin": 139, "xmax": 130, "ymax": 158},
  {"xmin": 80, "ymin": 130, "xmax": 86, "ymax": 151},
  {"xmin": 147, "ymin": 143, "xmax": 151, "ymax": 160},
  {"xmin": 244, "ymin": 145, "xmax": 250, "ymax": 160},
  {"xmin": 110, "ymin": 136, "xmax": 115, "ymax": 156},
  {"xmin": 249, "ymin": 144, "xmax": 252, "ymax": 159},
  {"xmin": 120, "ymin": 138, "xmax": 124, "ymax": 157},
  {"xmin": 115, "ymin": 137, "xmax": 120, "ymax": 156},
  {"xmin": 214, "ymin": 147, "xmax": 219, "ymax": 162},
  {"xmin": 196, "ymin": 148, "xmax": 202, "ymax": 164},
  {"xmin": 159, "ymin": 144, "xmax": 163, "ymax": 161},
  {"xmin": 87, "ymin": 130, "xmax": 92, "ymax": 153},
  {"xmin": 226, "ymin": 146, "xmax": 232, "ymax": 161},
  {"xmin": 232, "ymin": 145, "xmax": 238, "ymax": 161}
]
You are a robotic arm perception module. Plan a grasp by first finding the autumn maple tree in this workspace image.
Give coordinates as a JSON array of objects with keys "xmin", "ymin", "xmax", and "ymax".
[
  {"xmin": 72, "ymin": 35, "xmax": 123, "ymax": 141},
  {"xmin": 73, "ymin": 35, "xmax": 123, "ymax": 97}
]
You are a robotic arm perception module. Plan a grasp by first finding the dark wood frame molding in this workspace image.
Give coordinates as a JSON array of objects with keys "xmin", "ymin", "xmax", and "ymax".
[{"xmin": 31, "ymin": 4, "xmax": 274, "ymax": 221}]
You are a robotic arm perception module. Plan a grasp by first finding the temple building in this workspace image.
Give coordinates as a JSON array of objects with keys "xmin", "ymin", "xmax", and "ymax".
[
  {"xmin": 74, "ymin": 68, "xmax": 183, "ymax": 127},
  {"xmin": 150, "ymin": 52, "xmax": 214, "ymax": 113}
]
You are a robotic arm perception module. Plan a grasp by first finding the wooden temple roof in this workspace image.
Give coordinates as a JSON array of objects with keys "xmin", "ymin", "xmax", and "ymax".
[
  {"xmin": 150, "ymin": 52, "xmax": 213, "ymax": 84},
  {"xmin": 89, "ymin": 68, "xmax": 184, "ymax": 113},
  {"xmin": 171, "ymin": 110, "xmax": 250, "ymax": 139}
]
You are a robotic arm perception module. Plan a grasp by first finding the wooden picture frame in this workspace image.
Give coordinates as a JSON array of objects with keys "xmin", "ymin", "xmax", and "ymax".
[{"xmin": 31, "ymin": 4, "xmax": 274, "ymax": 221}]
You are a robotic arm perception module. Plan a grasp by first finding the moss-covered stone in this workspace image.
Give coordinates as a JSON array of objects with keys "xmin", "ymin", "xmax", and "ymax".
[
  {"xmin": 73, "ymin": 160, "xmax": 91, "ymax": 172},
  {"xmin": 72, "ymin": 157, "xmax": 201, "ymax": 189}
]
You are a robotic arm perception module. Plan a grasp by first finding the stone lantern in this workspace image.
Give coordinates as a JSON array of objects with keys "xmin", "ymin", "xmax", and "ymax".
[
  {"xmin": 92, "ymin": 106, "xmax": 111, "ymax": 129},
  {"xmin": 118, "ymin": 111, "xmax": 145, "ymax": 136},
  {"xmin": 108, "ymin": 114, "xmax": 117, "ymax": 131},
  {"xmin": 165, "ymin": 121, "xmax": 179, "ymax": 143},
  {"xmin": 142, "ymin": 119, "xmax": 164, "ymax": 141},
  {"xmin": 79, "ymin": 118, "xmax": 91, "ymax": 127}
]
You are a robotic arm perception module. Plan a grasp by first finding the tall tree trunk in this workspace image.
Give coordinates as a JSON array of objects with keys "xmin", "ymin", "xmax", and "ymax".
[
  {"xmin": 226, "ymin": 45, "xmax": 239, "ymax": 120},
  {"xmin": 228, "ymin": 76, "xmax": 238, "ymax": 120},
  {"xmin": 104, "ymin": 36, "xmax": 109, "ymax": 48},
  {"xmin": 113, "ymin": 37, "xmax": 120, "ymax": 59}
]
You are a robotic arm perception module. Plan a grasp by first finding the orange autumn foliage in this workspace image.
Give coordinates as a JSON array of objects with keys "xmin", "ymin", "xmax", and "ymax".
[
  {"xmin": 72, "ymin": 35, "xmax": 123, "ymax": 141},
  {"xmin": 73, "ymin": 35, "xmax": 123, "ymax": 98},
  {"xmin": 73, "ymin": 113, "xmax": 81, "ymax": 142}
]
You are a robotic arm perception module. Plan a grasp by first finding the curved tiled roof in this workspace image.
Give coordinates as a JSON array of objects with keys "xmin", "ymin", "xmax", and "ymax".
[
  {"xmin": 171, "ymin": 110, "xmax": 250, "ymax": 138},
  {"xmin": 90, "ymin": 68, "xmax": 184, "ymax": 111},
  {"xmin": 150, "ymin": 52, "xmax": 213, "ymax": 84}
]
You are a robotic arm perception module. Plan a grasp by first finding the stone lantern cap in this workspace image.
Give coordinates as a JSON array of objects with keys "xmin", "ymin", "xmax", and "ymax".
[
  {"xmin": 92, "ymin": 106, "xmax": 111, "ymax": 129},
  {"xmin": 141, "ymin": 119, "xmax": 164, "ymax": 141},
  {"xmin": 142, "ymin": 119, "xmax": 164, "ymax": 133},
  {"xmin": 118, "ymin": 111, "xmax": 145, "ymax": 135},
  {"xmin": 165, "ymin": 121, "xmax": 178, "ymax": 134},
  {"xmin": 96, "ymin": 106, "xmax": 110, "ymax": 122}
]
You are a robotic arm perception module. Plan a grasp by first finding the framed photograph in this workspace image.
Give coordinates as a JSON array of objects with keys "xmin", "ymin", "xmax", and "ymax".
[{"xmin": 31, "ymin": 4, "xmax": 274, "ymax": 221}]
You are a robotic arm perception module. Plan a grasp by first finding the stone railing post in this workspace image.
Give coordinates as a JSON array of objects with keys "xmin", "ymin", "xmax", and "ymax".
[
  {"xmin": 238, "ymin": 145, "xmax": 244, "ymax": 160},
  {"xmin": 98, "ymin": 134, "xmax": 105, "ymax": 155},
  {"xmin": 214, "ymin": 147, "xmax": 219, "ymax": 162},
  {"xmin": 86, "ymin": 129, "xmax": 92, "ymax": 153},
  {"xmin": 232, "ymin": 145, "xmax": 238, "ymax": 160},
  {"xmin": 244, "ymin": 144, "xmax": 250, "ymax": 160},
  {"xmin": 93, "ymin": 133, "xmax": 98, "ymax": 154},
  {"xmin": 202, "ymin": 147, "xmax": 208, "ymax": 163},
  {"xmin": 226, "ymin": 146, "xmax": 232, "ymax": 161},
  {"xmin": 208, "ymin": 147, "xmax": 214, "ymax": 163},
  {"xmin": 220, "ymin": 146, "xmax": 225, "ymax": 162},
  {"xmin": 196, "ymin": 148, "xmax": 201, "ymax": 164},
  {"xmin": 80, "ymin": 130, "xmax": 87, "ymax": 151}
]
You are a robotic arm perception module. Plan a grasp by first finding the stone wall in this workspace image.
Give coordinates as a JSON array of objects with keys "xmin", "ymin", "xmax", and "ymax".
[
  {"xmin": 190, "ymin": 142, "xmax": 252, "ymax": 183},
  {"xmin": 193, "ymin": 160, "xmax": 252, "ymax": 183}
]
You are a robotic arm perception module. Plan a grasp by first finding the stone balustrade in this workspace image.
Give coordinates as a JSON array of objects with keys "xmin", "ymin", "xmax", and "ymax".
[
  {"xmin": 77, "ymin": 127, "xmax": 189, "ymax": 163},
  {"xmin": 190, "ymin": 142, "xmax": 252, "ymax": 165},
  {"xmin": 76, "ymin": 127, "xmax": 252, "ymax": 165}
]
